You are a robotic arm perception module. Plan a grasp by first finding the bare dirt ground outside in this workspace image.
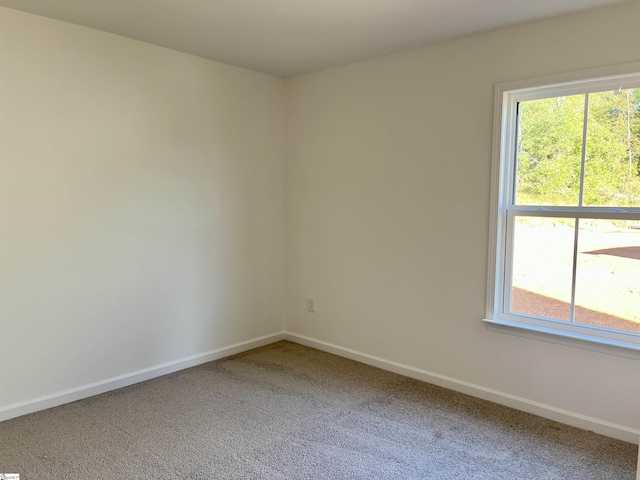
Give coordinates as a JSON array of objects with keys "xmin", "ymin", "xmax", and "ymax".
[{"xmin": 510, "ymin": 220, "xmax": 640, "ymax": 334}]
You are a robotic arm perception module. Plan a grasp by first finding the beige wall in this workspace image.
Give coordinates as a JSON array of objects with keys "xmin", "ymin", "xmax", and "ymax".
[
  {"xmin": 0, "ymin": 7, "xmax": 286, "ymax": 408},
  {"xmin": 285, "ymin": 1, "xmax": 640, "ymax": 432}
]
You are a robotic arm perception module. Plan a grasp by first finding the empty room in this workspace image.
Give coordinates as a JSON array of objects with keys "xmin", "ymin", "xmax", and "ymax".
[{"xmin": 0, "ymin": 0, "xmax": 639, "ymax": 478}]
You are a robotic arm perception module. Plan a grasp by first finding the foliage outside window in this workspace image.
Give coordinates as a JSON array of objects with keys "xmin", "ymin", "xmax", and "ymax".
[{"xmin": 486, "ymin": 65, "xmax": 640, "ymax": 357}]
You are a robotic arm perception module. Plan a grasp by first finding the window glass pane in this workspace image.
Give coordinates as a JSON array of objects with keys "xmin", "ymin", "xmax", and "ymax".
[
  {"xmin": 583, "ymin": 88, "xmax": 640, "ymax": 207},
  {"xmin": 515, "ymin": 95, "xmax": 585, "ymax": 206},
  {"xmin": 575, "ymin": 219, "xmax": 640, "ymax": 333},
  {"xmin": 510, "ymin": 217, "xmax": 575, "ymax": 321}
]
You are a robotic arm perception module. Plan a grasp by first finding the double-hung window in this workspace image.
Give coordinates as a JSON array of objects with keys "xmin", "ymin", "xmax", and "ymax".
[{"xmin": 485, "ymin": 64, "xmax": 640, "ymax": 358}]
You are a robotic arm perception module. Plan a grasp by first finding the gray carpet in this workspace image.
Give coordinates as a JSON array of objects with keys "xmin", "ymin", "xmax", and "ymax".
[{"xmin": 0, "ymin": 340, "xmax": 637, "ymax": 479}]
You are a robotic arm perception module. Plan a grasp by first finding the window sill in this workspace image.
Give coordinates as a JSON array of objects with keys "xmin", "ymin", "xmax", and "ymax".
[{"xmin": 483, "ymin": 318, "xmax": 640, "ymax": 360}]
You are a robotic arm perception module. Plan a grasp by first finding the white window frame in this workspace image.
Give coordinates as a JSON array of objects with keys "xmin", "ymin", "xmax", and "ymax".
[{"xmin": 484, "ymin": 63, "xmax": 640, "ymax": 360}]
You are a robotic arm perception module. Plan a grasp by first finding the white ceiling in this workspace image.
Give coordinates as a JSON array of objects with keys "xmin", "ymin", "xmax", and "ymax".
[{"xmin": 0, "ymin": 0, "xmax": 628, "ymax": 77}]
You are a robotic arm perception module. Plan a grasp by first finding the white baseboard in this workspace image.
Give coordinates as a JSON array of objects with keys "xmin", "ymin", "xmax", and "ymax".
[
  {"xmin": 0, "ymin": 331, "xmax": 286, "ymax": 423},
  {"xmin": 285, "ymin": 331, "xmax": 640, "ymax": 445},
  {"xmin": 3, "ymin": 329, "xmax": 639, "ymax": 448}
]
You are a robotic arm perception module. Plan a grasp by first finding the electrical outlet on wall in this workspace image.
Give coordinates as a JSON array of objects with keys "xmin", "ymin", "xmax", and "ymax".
[{"xmin": 307, "ymin": 297, "xmax": 315, "ymax": 313}]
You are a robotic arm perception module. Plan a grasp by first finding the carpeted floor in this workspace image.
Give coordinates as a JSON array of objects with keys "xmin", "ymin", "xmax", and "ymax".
[{"xmin": 0, "ymin": 340, "xmax": 637, "ymax": 479}]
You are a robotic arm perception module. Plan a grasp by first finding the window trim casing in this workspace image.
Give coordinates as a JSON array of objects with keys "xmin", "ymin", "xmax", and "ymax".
[{"xmin": 484, "ymin": 63, "xmax": 640, "ymax": 360}]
